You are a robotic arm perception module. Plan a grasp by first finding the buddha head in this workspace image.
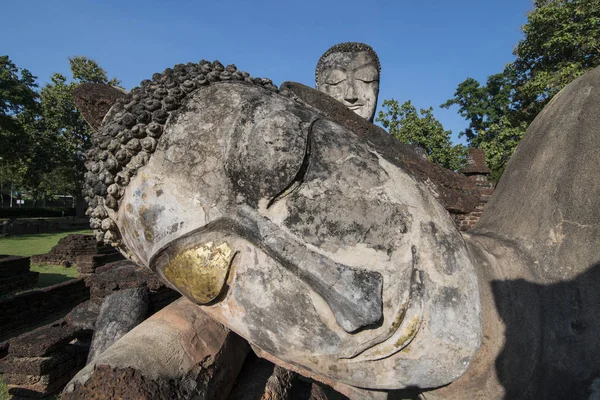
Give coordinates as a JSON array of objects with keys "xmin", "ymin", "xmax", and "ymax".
[
  {"xmin": 315, "ymin": 42, "xmax": 381, "ymax": 121},
  {"xmin": 77, "ymin": 61, "xmax": 481, "ymax": 391}
]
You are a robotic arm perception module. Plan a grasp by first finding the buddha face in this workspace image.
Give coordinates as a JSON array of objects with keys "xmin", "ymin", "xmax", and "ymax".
[
  {"xmin": 316, "ymin": 51, "xmax": 379, "ymax": 121},
  {"xmin": 105, "ymin": 82, "xmax": 480, "ymax": 390}
]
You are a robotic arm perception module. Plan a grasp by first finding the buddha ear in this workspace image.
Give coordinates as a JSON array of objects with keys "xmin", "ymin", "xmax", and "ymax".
[{"xmin": 73, "ymin": 83, "xmax": 127, "ymax": 130}]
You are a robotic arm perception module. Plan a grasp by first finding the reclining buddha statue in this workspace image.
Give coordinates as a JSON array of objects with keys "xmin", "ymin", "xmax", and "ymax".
[{"xmin": 69, "ymin": 49, "xmax": 600, "ymax": 399}]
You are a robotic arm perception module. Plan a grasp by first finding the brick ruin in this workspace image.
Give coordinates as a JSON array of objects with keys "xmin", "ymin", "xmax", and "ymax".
[
  {"xmin": 0, "ymin": 259, "xmax": 180, "ymax": 399},
  {"xmin": 0, "ymin": 321, "xmax": 91, "ymax": 398},
  {"xmin": 0, "ymin": 256, "xmax": 38, "ymax": 295},
  {"xmin": 31, "ymin": 234, "xmax": 123, "ymax": 272},
  {"xmin": 453, "ymin": 148, "xmax": 495, "ymax": 231},
  {"xmin": 0, "ymin": 279, "xmax": 89, "ymax": 342},
  {"xmin": 0, "ymin": 233, "xmax": 179, "ymax": 398}
]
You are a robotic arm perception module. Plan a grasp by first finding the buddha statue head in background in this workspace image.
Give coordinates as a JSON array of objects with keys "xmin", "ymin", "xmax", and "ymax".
[{"xmin": 315, "ymin": 42, "xmax": 381, "ymax": 121}]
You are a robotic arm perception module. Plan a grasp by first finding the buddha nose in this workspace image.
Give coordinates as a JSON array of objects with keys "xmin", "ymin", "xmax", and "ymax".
[{"xmin": 344, "ymin": 81, "xmax": 358, "ymax": 104}]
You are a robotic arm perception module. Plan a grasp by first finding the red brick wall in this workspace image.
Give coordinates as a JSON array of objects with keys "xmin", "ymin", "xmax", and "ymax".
[{"xmin": 453, "ymin": 174, "xmax": 494, "ymax": 231}]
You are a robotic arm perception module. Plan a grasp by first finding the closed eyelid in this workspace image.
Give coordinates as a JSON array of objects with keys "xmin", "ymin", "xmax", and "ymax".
[
  {"xmin": 324, "ymin": 69, "xmax": 348, "ymax": 85},
  {"xmin": 353, "ymin": 65, "xmax": 378, "ymax": 82}
]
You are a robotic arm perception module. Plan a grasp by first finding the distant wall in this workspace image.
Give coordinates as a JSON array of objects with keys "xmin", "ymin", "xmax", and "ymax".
[
  {"xmin": 1, "ymin": 218, "xmax": 89, "ymax": 236},
  {"xmin": 0, "ymin": 207, "xmax": 76, "ymax": 218}
]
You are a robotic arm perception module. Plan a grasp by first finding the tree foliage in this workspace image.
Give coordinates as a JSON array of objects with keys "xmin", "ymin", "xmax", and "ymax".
[
  {"xmin": 441, "ymin": 70, "xmax": 527, "ymax": 180},
  {"xmin": 0, "ymin": 56, "xmax": 119, "ymax": 207},
  {"xmin": 68, "ymin": 57, "xmax": 120, "ymax": 86},
  {"xmin": 0, "ymin": 55, "xmax": 39, "ymax": 163},
  {"xmin": 376, "ymin": 99, "xmax": 466, "ymax": 171},
  {"xmin": 39, "ymin": 56, "xmax": 120, "ymax": 200},
  {"xmin": 0, "ymin": 56, "xmax": 43, "ymax": 204},
  {"xmin": 513, "ymin": 0, "xmax": 600, "ymax": 121},
  {"xmin": 443, "ymin": 0, "xmax": 600, "ymax": 179}
]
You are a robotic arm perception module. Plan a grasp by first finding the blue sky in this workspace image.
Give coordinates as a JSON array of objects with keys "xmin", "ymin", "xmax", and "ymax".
[{"xmin": 3, "ymin": 0, "xmax": 532, "ymax": 144}]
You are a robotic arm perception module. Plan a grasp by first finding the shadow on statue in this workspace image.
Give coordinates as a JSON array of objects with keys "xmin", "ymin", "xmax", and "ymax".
[{"xmin": 493, "ymin": 262, "xmax": 600, "ymax": 399}]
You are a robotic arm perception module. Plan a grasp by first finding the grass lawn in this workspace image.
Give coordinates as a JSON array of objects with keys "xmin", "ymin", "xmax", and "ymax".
[
  {"xmin": 0, "ymin": 376, "xmax": 8, "ymax": 400},
  {"xmin": 0, "ymin": 229, "xmax": 93, "ymax": 291},
  {"xmin": 0, "ymin": 229, "xmax": 93, "ymax": 257},
  {"xmin": 30, "ymin": 263, "xmax": 80, "ymax": 288}
]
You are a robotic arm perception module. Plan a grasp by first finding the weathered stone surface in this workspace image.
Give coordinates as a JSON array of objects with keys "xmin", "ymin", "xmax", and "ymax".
[
  {"xmin": 65, "ymin": 300, "xmax": 101, "ymax": 330},
  {"xmin": 475, "ymin": 67, "xmax": 600, "ymax": 284},
  {"xmin": 64, "ymin": 298, "xmax": 249, "ymax": 399},
  {"xmin": 7, "ymin": 320, "xmax": 89, "ymax": 358},
  {"xmin": 78, "ymin": 61, "xmax": 276, "ymax": 246},
  {"xmin": 79, "ymin": 59, "xmax": 600, "ymax": 398},
  {"xmin": 228, "ymin": 354, "xmax": 297, "ymax": 400},
  {"xmin": 279, "ymin": 81, "xmax": 480, "ymax": 214},
  {"xmin": 81, "ymin": 78, "xmax": 481, "ymax": 391},
  {"xmin": 87, "ymin": 286, "xmax": 149, "ymax": 363},
  {"xmin": 422, "ymin": 65, "xmax": 600, "ymax": 400}
]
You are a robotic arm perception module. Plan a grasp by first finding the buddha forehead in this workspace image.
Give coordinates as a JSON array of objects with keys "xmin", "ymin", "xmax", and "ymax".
[{"xmin": 319, "ymin": 51, "xmax": 378, "ymax": 73}]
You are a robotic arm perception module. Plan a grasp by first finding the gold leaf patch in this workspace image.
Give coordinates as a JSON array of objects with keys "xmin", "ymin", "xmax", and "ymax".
[{"xmin": 163, "ymin": 242, "xmax": 233, "ymax": 304}]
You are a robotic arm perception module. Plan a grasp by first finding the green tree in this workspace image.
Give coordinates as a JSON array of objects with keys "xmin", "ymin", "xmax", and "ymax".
[
  {"xmin": 40, "ymin": 56, "xmax": 120, "ymax": 211},
  {"xmin": 0, "ymin": 55, "xmax": 39, "ymax": 162},
  {"xmin": 443, "ymin": 0, "xmax": 600, "ymax": 179},
  {"xmin": 376, "ymin": 99, "xmax": 466, "ymax": 171},
  {"xmin": 513, "ymin": 0, "xmax": 600, "ymax": 122},
  {"xmin": 441, "ymin": 70, "xmax": 527, "ymax": 180},
  {"xmin": 0, "ymin": 56, "xmax": 41, "ymax": 205},
  {"xmin": 0, "ymin": 56, "xmax": 119, "ymax": 207}
]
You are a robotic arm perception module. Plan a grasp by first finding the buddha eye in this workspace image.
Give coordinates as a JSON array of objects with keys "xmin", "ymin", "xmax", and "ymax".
[
  {"xmin": 324, "ymin": 69, "xmax": 347, "ymax": 85},
  {"xmin": 354, "ymin": 66, "xmax": 378, "ymax": 84}
]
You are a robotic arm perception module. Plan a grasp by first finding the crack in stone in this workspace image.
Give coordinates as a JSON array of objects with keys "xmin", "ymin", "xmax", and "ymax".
[{"xmin": 266, "ymin": 118, "xmax": 318, "ymax": 209}]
